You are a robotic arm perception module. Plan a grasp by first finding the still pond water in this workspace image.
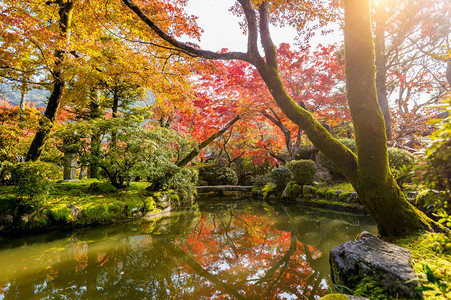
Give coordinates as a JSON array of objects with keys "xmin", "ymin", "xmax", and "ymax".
[{"xmin": 0, "ymin": 198, "xmax": 376, "ymax": 299}]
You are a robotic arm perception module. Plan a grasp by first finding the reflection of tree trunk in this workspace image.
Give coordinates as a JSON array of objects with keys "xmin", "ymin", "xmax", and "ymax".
[
  {"xmin": 25, "ymin": 1, "xmax": 74, "ymax": 161},
  {"xmin": 177, "ymin": 115, "xmax": 240, "ymax": 167},
  {"xmin": 164, "ymin": 243, "xmax": 245, "ymax": 300},
  {"xmin": 257, "ymin": 229, "xmax": 297, "ymax": 298},
  {"xmin": 86, "ymin": 244, "xmax": 99, "ymax": 298},
  {"xmin": 375, "ymin": 3, "xmax": 392, "ymax": 141}
]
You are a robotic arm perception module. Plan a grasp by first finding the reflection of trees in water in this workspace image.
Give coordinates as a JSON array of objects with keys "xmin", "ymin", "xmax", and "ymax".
[
  {"xmin": 0, "ymin": 200, "xmax": 375, "ymax": 299},
  {"xmin": 165, "ymin": 201, "xmax": 330, "ymax": 299}
]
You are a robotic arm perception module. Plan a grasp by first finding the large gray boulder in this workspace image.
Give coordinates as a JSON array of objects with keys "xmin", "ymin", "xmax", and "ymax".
[{"xmin": 329, "ymin": 231, "xmax": 422, "ymax": 299}]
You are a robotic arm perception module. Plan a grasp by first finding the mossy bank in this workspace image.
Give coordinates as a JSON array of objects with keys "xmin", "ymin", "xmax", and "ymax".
[{"xmin": 0, "ymin": 179, "xmax": 195, "ymax": 235}]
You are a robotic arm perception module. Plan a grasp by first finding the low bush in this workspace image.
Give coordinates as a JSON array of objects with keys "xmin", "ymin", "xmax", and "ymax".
[
  {"xmin": 252, "ymin": 173, "xmax": 272, "ymax": 187},
  {"xmin": 11, "ymin": 161, "xmax": 61, "ymax": 207},
  {"xmin": 270, "ymin": 167, "xmax": 292, "ymax": 190},
  {"xmin": 288, "ymin": 159, "xmax": 317, "ymax": 185},
  {"xmin": 388, "ymin": 147, "xmax": 414, "ymax": 170}
]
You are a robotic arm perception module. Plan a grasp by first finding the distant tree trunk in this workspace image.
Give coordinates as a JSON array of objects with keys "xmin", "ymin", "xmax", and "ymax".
[
  {"xmin": 374, "ymin": 2, "xmax": 392, "ymax": 141},
  {"xmin": 177, "ymin": 115, "xmax": 240, "ymax": 167},
  {"xmin": 89, "ymin": 90, "xmax": 101, "ymax": 179},
  {"xmin": 261, "ymin": 109, "xmax": 294, "ymax": 158},
  {"xmin": 447, "ymin": 60, "xmax": 451, "ymax": 86},
  {"xmin": 19, "ymin": 78, "xmax": 27, "ymax": 111},
  {"xmin": 111, "ymin": 86, "xmax": 119, "ymax": 148},
  {"xmin": 25, "ymin": 1, "xmax": 74, "ymax": 161}
]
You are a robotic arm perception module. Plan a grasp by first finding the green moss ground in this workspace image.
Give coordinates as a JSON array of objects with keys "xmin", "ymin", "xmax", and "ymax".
[
  {"xmin": 0, "ymin": 179, "xmax": 166, "ymax": 233},
  {"xmin": 317, "ymin": 182, "xmax": 355, "ymax": 192},
  {"xmin": 397, "ymin": 232, "xmax": 451, "ymax": 299}
]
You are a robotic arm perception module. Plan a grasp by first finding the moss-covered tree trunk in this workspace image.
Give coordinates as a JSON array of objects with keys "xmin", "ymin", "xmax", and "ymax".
[
  {"xmin": 374, "ymin": 2, "xmax": 392, "ymax": 141},
  {"xmin": 343, "ymin": 0, "xmax": 435, "ymax": 237},
  {"xmin": 25, "ymin": 0, "xmax": 74, "ymax": 161}
]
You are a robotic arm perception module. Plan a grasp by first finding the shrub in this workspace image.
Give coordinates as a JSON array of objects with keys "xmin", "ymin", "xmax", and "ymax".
[
  {"xmin": 167, "ymin": 168, "xmax": 198, "ymax": 205},
  {"xmin": 252, "ymin": 173, "xmax": 272, "ymax": 187},
  {"xmin": 387, "ymin": 147, "xmax": 414, "ymax": 170},
  {"xmin": 270, "ymin": 167, "xmax": 292, "ymax": 190},
  {"xmin": 415, "ymin": 102, "xmax": 450, "ymax": 193},
  {"xmin": 288, "ymin": 159, "xmax": 317, "ymax": 185},
  {"xmin": 198, "ymin": 164, "xmax": 238, "ymax": 186},
  {"xmin": 294, "ymin": 145, "xmax": 315, "ymax": 160},
  {"xmin": 11, "ymin": 161, "xmax": 61, "ymax": 207},
  {"xmin": 318, "ymin": 139, "xmax": 356, "ymax": 178}
]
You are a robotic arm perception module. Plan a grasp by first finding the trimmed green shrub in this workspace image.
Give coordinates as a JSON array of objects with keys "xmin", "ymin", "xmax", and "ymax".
[
  {"xmin": 11, "ymin": 161, "xmax": 61, "ymax": 205},
  {"xmin": 388, "ymin": 147, "xmax": 414, "ymax": 170},
  {"xmin": 252, "ymin": 173, "xmax": 272, "ymax": 187},
  {"xmin": 288, "ymin": 159, "xmax": 317, "ymax": 185},
  {"xmin": 294, "ymin": 145, "xmax": 315, "ymax": 160},
  {"xmin": 318, "ymin": 139, "xmax": 356, "ymax": 178},
  {"xmin": 270, "ymin": 167, "xmax": 292, "ymax": 190},
  {"xmin": 198, "ymin": 164, "xmax": 238, "ymax": 186}
]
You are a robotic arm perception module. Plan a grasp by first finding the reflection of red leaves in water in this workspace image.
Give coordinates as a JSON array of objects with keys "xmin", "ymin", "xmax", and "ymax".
[{"xmin": 175, "ymin": 209, "xmax": 328, "ymax": 299}]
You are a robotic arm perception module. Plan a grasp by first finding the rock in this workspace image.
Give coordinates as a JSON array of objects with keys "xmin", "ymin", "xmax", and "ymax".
[
  {"xmin": 0, "ymin": 214, "xmax": 14, "ymax": 224},
  {"xmin": 329, "ymin": 231, "xmax": 422, "ymax": 299},
  {"xmin": 66, "ymin": 204, "xmax": 80, "ymax": 221}
]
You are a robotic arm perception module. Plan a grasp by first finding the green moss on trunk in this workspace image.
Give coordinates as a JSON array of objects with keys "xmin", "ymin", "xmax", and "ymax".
[{"xmin": 344, "ymin": 0, "xmax": 439, "ymax": 237}]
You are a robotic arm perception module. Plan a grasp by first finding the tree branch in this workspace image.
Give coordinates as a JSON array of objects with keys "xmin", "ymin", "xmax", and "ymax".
[
  {"xmin": 121, "ymin": 0, "xmax": 250, "ymax": 62},
  {"xmin": 258, "ymin": 2, "xmax": 278, "ymax": 68}
]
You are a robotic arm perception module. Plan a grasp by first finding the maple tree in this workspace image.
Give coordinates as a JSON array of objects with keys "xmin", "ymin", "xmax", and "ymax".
[
  {"xmin": 1, "ymin": 0, "xmax": 207, "ymax": 164},
  {"xmin": 121, "ymin": 0, "xmax": 441, "ymax": 237},
  {"xmin": 203, "ymin": 43, "xmax": 348, "ymax": 162},
  {"xmin": 373, "ymin": 0, "xmax": 449, "ymax": 141}
]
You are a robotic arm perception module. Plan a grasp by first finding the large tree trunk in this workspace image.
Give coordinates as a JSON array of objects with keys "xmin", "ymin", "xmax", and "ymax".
[
  {"xmin": 343, "ymin": 0, "xmax": 435, "ymax": 237},
  {"xmin": 374, "ymin": 3, "xmax": 392, "ymax": 141},
  {"xmin": 25, "ymin": 1, "xmax": 74, "ymax": 161},
  {"xmin": 177, "ymin": 115, "xmax": 240, "ymax": 167}
]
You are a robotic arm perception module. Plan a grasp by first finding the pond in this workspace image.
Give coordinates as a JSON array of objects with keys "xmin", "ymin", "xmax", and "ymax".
[{"xmin": 0, "ymin": 198, "xmax": 376, "ymax": 299}]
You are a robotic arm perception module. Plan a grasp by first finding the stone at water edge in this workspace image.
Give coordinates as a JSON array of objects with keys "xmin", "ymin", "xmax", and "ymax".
[
  {"xmin": 319, "ymin": 294, "xmax": 369, "ymax": 300},
  {"xmin": 329, "ymin": 231, "xmax": 423, "ymax": 299}
]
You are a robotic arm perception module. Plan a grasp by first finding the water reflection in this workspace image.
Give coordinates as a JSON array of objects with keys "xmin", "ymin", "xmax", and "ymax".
[{"xmin": 0, "ymin": 199, "xmax": 376, "ymax": 299}]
